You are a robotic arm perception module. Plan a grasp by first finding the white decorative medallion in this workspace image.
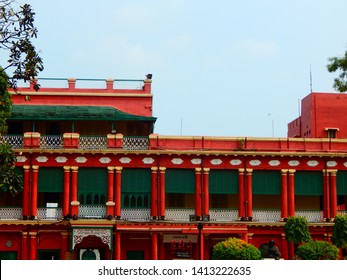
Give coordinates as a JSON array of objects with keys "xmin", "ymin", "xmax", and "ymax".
[
  {"xmin": 288, "ymin": 160, "xmax": 300, "ymax": 167},
  {"xmin": 55, "ymin": 156, "xmax": 67, "ymax": 163},
  {"xmin": 171, "ymin": 158, "xmax": 183, "ymax": 165},
  {"xmin": 142, "ymin": 157, "xmax": 155, "ymax": 164},
  {"xmin": 249, "ymin": 160, "xmax": 261, "ymax": 166},
  {"xmin": 230, "ymin": 159, "xmax": 242, "ymax": 166},
  {"xmin": 119, "ymin": 157, "xmax": 131, "ymax": 164},
  {"xmin": 99, "ymin": 157, "xmax": 111, "ymax": 164},
  {"xmin": 327, "ymin": 161, "xmax": 337, "ymax": 167},
  {"xmin": 269, "ymin": 160, "xmax": 280, "ymax": 166},
  {"xmin": 191, "ymin": 158, "xmax": 202, "ymax": 165},
  {"xmin": 36, "ymin": 156, "xmax": 48, "ymax": 163},
  {"xmin": 16, "ymin": 156, "xmax": 27, "ymax": 163},
  {"xmin": 75, "ymin": 157, "xmax": 87, "ymax": 163},
  {"xmin": 307, "ymin": 160, "xmax": 319, "ymax": 167},
  {"xmin": 344, "ymin": 162, "xmax": 347, "ymax": 168},
  {"xmin": 210, "ymin": 159, "xmax": 222, "ymax": 165}
]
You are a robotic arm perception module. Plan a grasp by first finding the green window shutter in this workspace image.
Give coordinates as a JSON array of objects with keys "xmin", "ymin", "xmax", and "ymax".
[
  {"xmin": 166, "ymin": 169, "xmax": 195, "ymax": 194},
  {"xmin": 337, "ymin": 171, "xmax": 347, "ymax": 195},
  {"xmin": 122, "ymin": 168, "xmax": 151, "ymax": 193},
  {"xmin": 295, "ymin": 171, "xmax": 323, "ymax": 195},
  {"xmin": 209, "ymin": 170, "xmax": 238, "ymax": 194},
  {"xmin": 38, "ymin": 167, "xmax": 64, "ymax": 192},
  {"xmin": 121, "ymin": 168, "xmax": 151, "ymax": 208},
  {"xmin": 78, "ymin": 168, "xmax": 107, "ymax": 204},
  {"xmin": 252, "ymin": 170, "xmax": 281, "ymax": 194}
]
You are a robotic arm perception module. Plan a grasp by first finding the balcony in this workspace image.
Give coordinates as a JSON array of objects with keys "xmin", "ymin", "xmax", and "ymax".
[
  {"xmin": 0, "ymin": 207, "xmax": 327, "ymax": 223},
  {"xmin": 0, "ymin": 134, "xmax": 149, "ymax": 151}
]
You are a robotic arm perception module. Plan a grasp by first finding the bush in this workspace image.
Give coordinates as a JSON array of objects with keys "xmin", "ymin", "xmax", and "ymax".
[
  {"xmin": 296, "ymin": 240, "xmax": 339, "ymax": 260},
  {"xmin": 212, "ymin": 237, "xmax": 262, "ymax": 260}
]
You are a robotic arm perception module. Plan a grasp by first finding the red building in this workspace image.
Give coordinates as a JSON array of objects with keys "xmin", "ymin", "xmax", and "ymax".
[
  {"xmin": 0, "ymin": 79, "xmax": 346, "ymax": 260},
  {"xmin": 288, "ymin": 92, "xmax": 347, "ymax": 138}
]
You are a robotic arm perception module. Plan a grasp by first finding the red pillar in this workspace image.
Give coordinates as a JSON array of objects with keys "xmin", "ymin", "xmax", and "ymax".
[
  {"xmin": 195, "ymin": 168, "xmax": 202, "ymax": 220},
  {"xmin": 246, "ymin": 169, "xmax": 253, "ymax": 219},
  {"xmin": 21, "ymin": 232, "xmax": 28, "ymax": 260},
  {"xmin": 114, "ymin": 167, "xmax": 122, "ymax": 218},
  {"xmin": 159, "ymin": 167, "xmax": 166, "ymax": 218},
  {"xmin": 281, "ymin": 234, "xmax": 288, "ymax": 260},
  {"xmin": 330, "ymin": 170, "xmax": 337, "ymax": 219},
  {"xmin": 29, "ymin": 232, "xmax": 37, "ymax": 260},
  {"xmin": 60, "ymin": 232, "xmax": 69, "ymax": 260},
  {"xmin": 114, "ymin": 231, "xmax": 121, "ymax": 260},
  {"xmin": 202, "ymin": 168, "xmax": 210, "ymax": 217},
  {"xmin": 63, "ymin": 166, "xmax": 71, "ymax": 218},
  {"xmin": 151, "ymin": 232, "xmax": 158, "ymax": 260},
  {"xmin": 323, "ymin": 170, "xmax": 330, "ymax": 220},
  {"xmin": 30, "ymin": 166, "xmax": 39, "ymax": 218},
  {"xmin": 281, "ymin": 169, "xmax": 288, "ymax": 220},
  {"xmin": 106, "ymin": 167, "xmax": 115, "ymax": 218},
  {"xmin": 151, "ymin": 167, "xmax": 158, "ymax": 219},
  {"xmin": 288, "ymin": 169, "xmax": 295, "ymax": 217},
  {"xmin": 70, "ymin": 166, "xmax": 79, "ymax": 217},
  {"xmin": 238, "ymin": 168, "xmax": 245, "ymax": 219},
  {"xmin": 22, "ymin": 166, "xmax": 30, "ymax": 219}
]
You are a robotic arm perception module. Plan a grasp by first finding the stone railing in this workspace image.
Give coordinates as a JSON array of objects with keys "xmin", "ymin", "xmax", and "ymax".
[
  {"xmin": 37, "ymin": 207, "xmax": 63, "ymax": 220},
  {"xmin": 121, "ymin": 208, "xmax": 150, "ymax": 221},
  {"xmin": 295, "ymin": 210, "xmax": 323, "ymax": 222},
  {"xmin": 252, "ymin": 210, "xmax": 281, "ymax": 222},
  {"xmin": 0, "ymin": 207, "xmax": 22, "ymax": 220},
  {"xmin": 79, "ymin": 205, "xmax": 106, "ymax": 218},
  {"xmin": 209, "ymin": 209, "xmax": 238, "ymax": 222},
  {"xmin": 165, "ymin": 208, "xmax": 195, "ymax": 221}
]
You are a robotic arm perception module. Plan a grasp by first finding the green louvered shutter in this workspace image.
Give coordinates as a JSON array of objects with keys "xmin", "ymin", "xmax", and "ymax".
[
  {"xmin": 165, "ymin": 169, "xmax": 195, "ymax": 194},
  {"xmin": 38, "ymin": 167, "xmax": 64, "ymax": 192},
  {"xmin": 209, "ymin": 170, "xmax": 238, "ymax": 194},
  {"xmin": 78, "ymin": 168, "xmax": 107, "ymax": 205},
  {"xmin": 252, "ymin": 170, "xmax": 281, "ymax": 195},
  {"xmin": 337, "ymin": 171, "xmax": 347, "ymax": 195},
  {"xmin": 295, "ymin": 171, "xmax": 323, "ymax": 195},
  {"xmin": 121, "ymin": 168, "xmax": 151, "ymax": 208}
]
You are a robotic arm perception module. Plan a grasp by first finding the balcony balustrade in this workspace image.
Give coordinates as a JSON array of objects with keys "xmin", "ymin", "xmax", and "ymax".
[{"xmin": 0, "ymin": 207, "xmax": 337, "ymax": 223}]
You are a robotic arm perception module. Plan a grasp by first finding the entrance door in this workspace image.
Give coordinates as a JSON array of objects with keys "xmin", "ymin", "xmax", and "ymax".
[
  {"xmin": 80, "ymin": 249, "xmax": 100, "ymax": 260},
  {"xmin": 0, "ymin": 251, "xmax": 17, "ymax": 260},
  {"xmin": 126, "ymin": 250, "xmax": 145, "ymax": 260}
]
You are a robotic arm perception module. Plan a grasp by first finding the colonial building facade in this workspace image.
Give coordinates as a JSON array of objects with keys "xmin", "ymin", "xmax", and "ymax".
[{"xmin": 0, "ymin": 78, "xmax": 346, "ymax": 260}]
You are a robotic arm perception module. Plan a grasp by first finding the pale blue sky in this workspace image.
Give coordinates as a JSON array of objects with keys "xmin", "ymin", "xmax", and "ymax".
[{"xmin": 16, "ymin": 0, "xmax": 347, "ymax": 137}]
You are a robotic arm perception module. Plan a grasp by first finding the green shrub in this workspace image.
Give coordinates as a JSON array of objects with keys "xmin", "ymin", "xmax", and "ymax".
[
  {"xmin": 212, "ymin": 237, "xmax": 262, "ymax": 260},
  {"xmin": 296, "ymin": 240, "xmax": 339, "ymax": 260}
]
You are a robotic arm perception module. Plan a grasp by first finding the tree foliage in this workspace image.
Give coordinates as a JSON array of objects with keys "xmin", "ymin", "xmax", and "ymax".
[
  {"xmin": 0, "ymin": 0, "xmax": 43, "ymax": 90},
  {"xmin": 284, "ymin": 216, "xmax": 312, "ymax": 253},
  {"xmin": 327, "ymin": 49, "xmax": 347, "ymax": 92},
  {"xmin": 296, "ymin": 240, "xmax": 339, "ymax": 260},
  {"xmin": 332, "ymin": 214, "xmax": 347, "ymax": 249},
  {"xmin": 212, "ymin": 237, "xmax": 262, "ymax": 260}
]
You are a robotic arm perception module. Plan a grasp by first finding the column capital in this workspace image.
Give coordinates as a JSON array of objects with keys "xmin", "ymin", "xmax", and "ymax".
[
  {"xmin": 246, "ymin": 168, "xmax": 253, "ymax": 174},
  {"xmin": 151, "ymin": 166, "xmax": 158, "ymax": 171},
  {"xmin": 238, "ymin": 168, "xmax": 245, "ymax": 173},
  {"xmin": 23, "ymin": 165, "xmax": 31, "ymax": 170},
  {"xmin": 32, "ymin": 165, "xmax": 39, "ymax": 171},
  {"xmin": 281, "ymin": 169, "xmax": 288, "ymax": 174},
  {"xmin": 203, "ymin": 168, "xmax": 210, "ymax": 173},
  {"xmin": 107, "ymin": 166, "xmax": 115, "ymax": 171},
  {"xmin": 71, "ymin": 166, "xmax": 79, "ymax": 171},
  {"xmin": 288, "ymin": 169, "xmax": 296, "ymax": 174},
  {"xmin": 195, "ymin": 167, "xmax": 202, "ymax": 173},
  {"xmin": 115, "ymin": 166, "xmax": 123, "ymax": 172},
  {"xmin": 159, "ymin": 167, "xmax": 166, "ymax": 172},
  {"xmin": 63, "ymin": 166, "xmax": 71, "ymax": 171},
  {"xmin": 327, "ymin": 169, "xmax": 338, "ymax": 175}
]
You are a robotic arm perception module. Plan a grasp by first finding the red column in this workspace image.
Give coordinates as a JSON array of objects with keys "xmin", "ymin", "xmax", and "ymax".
[
  {"xmin": 288, "ymin": 169, "xmax": 295, "ymax": 217},
  {"xmin": 323, "ymin": 170, "xmax": 330, "ymax": 220},
  {"xmin": 29, "ymin": 232, "xmax": 37, "ymax": 260},
  {"xmin": 281, "ymin": 169, "xmax": 288, "ymax": 220},
  {"xmin": 238, "ymin": 169, "xmax": 245, "ymax": 219},
  {"xmin": 159, "ymin": 167, "xmax": 166, "ymax": 219},
  {"xmin": 151, "ymin": 167, "xmax": 158, "ymax": 219},
  {"xmin": 114, "ymin": 231, "xmax": 121, "ymax": 260},
  {"xmin": 246, "ymin": 169, "xmax": 253, "ymax": 220},
  {"xmin": 281, "ymin": 233, "xmax": 288, "ymax": 260},
  {"xmin": 63, "ymin": 166, "xmax": 71, "ymax": 218},
  {"xmin": 202, "ymin": 168, "xmax": 210, "ymax": 217},
  {"xmin": 195, "ymin": 168, "xmax": 202, "ymax": 220},
  {"xmin": 21, "ymin": 232, "xmax": 28, "ymax": 260},
  {"xmin": 70, "ymin": 166, "xmax": 79, "ymax": 217},
  {"xmin": 199, "ymin": 232, "xmax": 204, "ymax": 260},
  {"xmin": 114, "ymin": 167, "xmax": 122, "ymax": 218},
  {"xmin": 330, "ymin": 170, "xmax": 337, "ymax": 219},
  {"xmin": 30, "ymin": 166, "xmax": 39, "ymax": 218},
  {"xmin": 151, "ymin": 232, "xmax": 158, "ymax": 260},
  {"xmin": 22, "ymin": 166, "xmax": 30, "ymax": 219},
  {"xmin": 106, "ymin": 167, "xmax": 115, "ymax": 218},
  {"xmin": 60, "ymin": 232, "xmax": 69, "ymax": 260}
]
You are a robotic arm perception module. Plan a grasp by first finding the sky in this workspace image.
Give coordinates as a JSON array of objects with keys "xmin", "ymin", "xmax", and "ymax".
[{"xmin": 13, "ymin": 0, "xmax": 347, "ymax": 137}]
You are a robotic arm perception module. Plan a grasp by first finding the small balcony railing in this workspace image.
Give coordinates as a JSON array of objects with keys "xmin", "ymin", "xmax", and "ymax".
[
  {"xmin": 252, "ymin": 210, "xmax": 281, "ymax": 222},
  {"xmin": 123, "ymin": 136, "xmax": 149, "ymax": 150},
  {"xmin": 295, "ymin": 210, "xmax": 323, "ymax": 222},
  {"xmin": 209, "ymin": 209, "xmax": 238, "ymax": 222},
  {"xmin": 40, "ymin": 135, "xmax": 63, "ymax": 149},
  {"xmin": 121, "ymin": 208, "xmax": 150, "ymax": 221},
  {"xmin": 37, "ymin": 207, "xmax": 63, "ymax": 220},
  {"xmin": 79, "ymin": 205, "xmax": 106, "ymax": 218},
  {"xmin": 0, "ymin": 207, "xmax": 22, "ymax": 220},
  {"xmin": 165, "ymin": 208, "xmax": 195, "ymax": 221},
  {"xmin": 79, "ymin": 136, "xmax": 107, "ymax": 150},
  {"xmin": 0, "ymin": 135, "xmax": 23, "ymax": 149}
]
